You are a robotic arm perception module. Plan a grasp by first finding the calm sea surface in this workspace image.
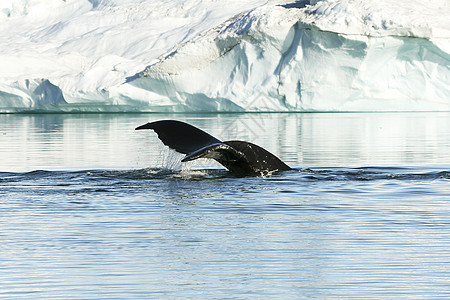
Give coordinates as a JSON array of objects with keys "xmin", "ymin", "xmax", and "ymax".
[{"xmin": 1, "ymin": 113, "xmax": 450, "ymax": 299}]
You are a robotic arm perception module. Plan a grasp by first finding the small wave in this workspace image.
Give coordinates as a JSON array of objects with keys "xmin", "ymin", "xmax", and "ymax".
[
  {"xmin": 299, "ymin": 167, "xmax": 450, "ymax": 182},
  {"xmin": 90, "ymin": 167, "xmax": 230, "ymax": 181},
  {"xmin": 1, "ymin": 166, "xmax": 449, "ymax": 184}
]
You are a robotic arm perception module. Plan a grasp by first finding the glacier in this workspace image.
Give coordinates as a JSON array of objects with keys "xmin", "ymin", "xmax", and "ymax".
[{"xmin": 0, "ymin": 0, "xmax": 449, "ymax": 113}]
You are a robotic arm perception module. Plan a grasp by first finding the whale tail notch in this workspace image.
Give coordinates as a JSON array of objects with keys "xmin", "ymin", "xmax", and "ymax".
[{"xmin": 136, "ymin": 120, "xmax": 291, "ymax": 175}]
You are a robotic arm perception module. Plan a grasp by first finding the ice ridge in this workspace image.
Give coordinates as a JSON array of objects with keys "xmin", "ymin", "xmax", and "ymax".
[{"xmin": 0, "ymin": 0, "xmax": 449, "ymax": 112}]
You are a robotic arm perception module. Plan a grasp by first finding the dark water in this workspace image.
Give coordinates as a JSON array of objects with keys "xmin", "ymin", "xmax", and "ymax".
[{"xmin": 1, "ymin": 113, "xmax": 450, "ymax": 299}]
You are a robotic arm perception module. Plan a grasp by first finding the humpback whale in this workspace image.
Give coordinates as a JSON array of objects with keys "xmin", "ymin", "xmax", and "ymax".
[{"xmin": 136, "ymin": 120, "xmax": 291, "ymax": 175}]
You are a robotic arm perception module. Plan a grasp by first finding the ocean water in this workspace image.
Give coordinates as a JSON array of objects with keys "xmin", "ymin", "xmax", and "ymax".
[{"xmin": 1, "ymin": 112, "xmax": 450, "ymax": 299}]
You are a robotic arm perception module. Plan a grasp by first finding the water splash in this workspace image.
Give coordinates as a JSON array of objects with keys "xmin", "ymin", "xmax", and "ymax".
[{"xmin": 157, "ymin": 147, "xmax": 183, "ymax": 171}]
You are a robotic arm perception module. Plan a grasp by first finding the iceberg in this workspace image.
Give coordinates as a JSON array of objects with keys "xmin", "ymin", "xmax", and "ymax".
[{"xmin": 0, "ymin": 0, "xmax": 449, "ymax": 112}]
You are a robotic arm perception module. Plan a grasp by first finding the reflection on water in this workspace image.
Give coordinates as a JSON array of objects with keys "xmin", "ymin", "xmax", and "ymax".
[
  {"xmin": 1, "ymin": 165, "xmax": 450, "ymax": 299},
  {"xmin": 1, "ymin": 112, "xmax": 450, "ymax": 171},
  {"xmin": 1, "ymin": 112, "xmax": 450, "ymax": 299}
]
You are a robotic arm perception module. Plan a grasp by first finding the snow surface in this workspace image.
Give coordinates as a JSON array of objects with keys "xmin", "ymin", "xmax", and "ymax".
[{"xmin": 0, "ymin": 0, "xmax": 449, "ymax": 112}]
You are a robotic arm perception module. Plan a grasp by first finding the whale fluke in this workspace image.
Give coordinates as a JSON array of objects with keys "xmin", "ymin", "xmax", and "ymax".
[
  {"xmin": 135, "ymin": 120, "xmax": 221, "ymax": 154},
  {"xmin": 136, "ymin": 120, "xmax": 291, "ymax": 175}
]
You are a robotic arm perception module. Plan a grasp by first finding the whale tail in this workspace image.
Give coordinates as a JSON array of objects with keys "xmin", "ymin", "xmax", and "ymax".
[
  {"xmin": 136, "ymin": 120, "xmax": 291, "ymax": 175},
  {"xmin": 135, "ymin": 120, "xmax": 221, "ymax": 154}
]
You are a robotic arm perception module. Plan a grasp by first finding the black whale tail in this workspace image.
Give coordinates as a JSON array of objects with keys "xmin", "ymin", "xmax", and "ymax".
[
  {"xmin": 135, "ymin": 120, "xmax": 221, "ymax": 154},
  {"xmin": 136, "ymin": 120, "xmax": 291, "ymax": 175}
]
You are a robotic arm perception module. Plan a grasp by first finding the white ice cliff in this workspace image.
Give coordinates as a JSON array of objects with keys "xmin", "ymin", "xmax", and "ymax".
[{"xmin": 0, "ymin": 0, "xmax": 449, "ymax": 112}]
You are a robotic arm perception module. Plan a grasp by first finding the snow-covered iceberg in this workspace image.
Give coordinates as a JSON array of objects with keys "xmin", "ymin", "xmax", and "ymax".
[{"xmin": 1, "ymin": 0, "xmax": 449, "ymax": 112}]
